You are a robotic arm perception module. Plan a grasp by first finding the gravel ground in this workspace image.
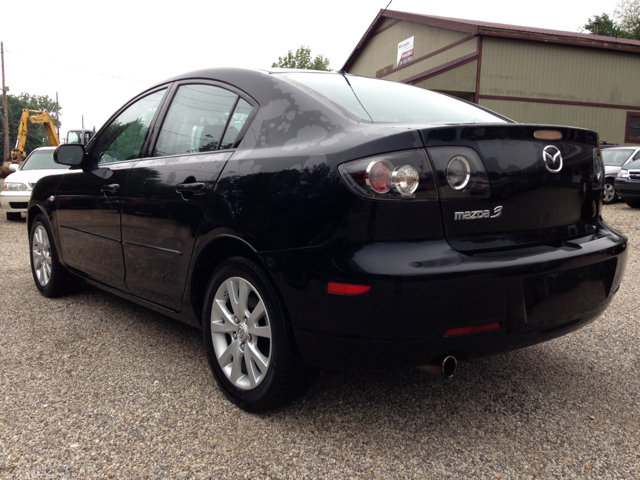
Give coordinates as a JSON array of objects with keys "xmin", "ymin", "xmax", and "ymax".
[{"xmin": 0, "ymin": 202, "xmax": 638, "ymax": 479}]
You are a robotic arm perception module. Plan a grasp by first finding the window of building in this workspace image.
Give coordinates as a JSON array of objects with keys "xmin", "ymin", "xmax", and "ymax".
[{"xmin": 625, "ymin": 112, "xmax": 640, "ymax": 143}]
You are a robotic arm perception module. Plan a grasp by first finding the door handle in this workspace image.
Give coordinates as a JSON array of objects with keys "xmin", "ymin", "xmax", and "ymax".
[
  {"xmin": 100, "ymin": 183, "xmax": 119, "ymax": 193},
  {"xmin": 176, "ymin": 182, "xmax": 207, "ymax": 195}
]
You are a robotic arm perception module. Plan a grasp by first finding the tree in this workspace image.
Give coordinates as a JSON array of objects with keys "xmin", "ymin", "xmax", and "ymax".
[
  {"xmin": 0, "ymin": 93, "xmax": 61, "ymax": 160},
  {"xmin": 272, "ymin": 46, "xmax": 331, "ymax": 71},
  {"xmin": 582, "ymin": 1, "xmax": 640, "ymax": 39},
  {"xmin": 615, "ymin": 0, "xmax": 640, "ymax": 38},
  {"xmin": 583, "ymin": 13, "xmax": 624, "ymax": 37}
]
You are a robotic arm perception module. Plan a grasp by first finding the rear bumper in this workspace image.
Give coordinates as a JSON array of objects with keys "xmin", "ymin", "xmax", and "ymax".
[{"xmin": 266, "ymin": 221, "xmax": 627, "ymax": 370}]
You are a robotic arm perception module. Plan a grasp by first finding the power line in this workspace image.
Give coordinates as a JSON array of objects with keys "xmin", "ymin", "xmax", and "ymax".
[{"xmin": 3, "ymin": 48, "xmax": 144, "ymax": 84}]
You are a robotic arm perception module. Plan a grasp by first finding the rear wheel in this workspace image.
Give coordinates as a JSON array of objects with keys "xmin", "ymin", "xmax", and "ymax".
[
  {"xmin": 202, "ymin": 257, "xmax": 311, "ymax": 412},
  {"xmin": 603, "ymin": 181, "xmax": 617, "ymax": 204},
  {"xmin": 30, "ymin": 214, "xmax": 79, "ymax": 297},
  {"xmin": 6, "ymin": 212, "xmax": 21, "ymax": 221},
  {"xmin": 624, "ymin": 199, "xmax": 640, "ymax": 208}
]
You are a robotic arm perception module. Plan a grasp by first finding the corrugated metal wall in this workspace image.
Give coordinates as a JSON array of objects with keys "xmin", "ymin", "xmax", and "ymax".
[
  {"xmin": 480, "ymin": 99, "xmax": 627, "ymax": 143},
  {"xmin": 480, "ymin": 38, "xmax": 640, "ymax": 105},
  {"xmin": 346, "ymin": 19, "xmax": 640, "ymax": 145},
  {"xmin": 348, "ymin": 22, "xmax": 475, "ymax": 92},
  {"xmin": 479, "ymin": 38, "xmax": 640, "ymax": 144},
  {"xmin": 413, "ymin": 60, "xmax": 477, "ymax": 96}
]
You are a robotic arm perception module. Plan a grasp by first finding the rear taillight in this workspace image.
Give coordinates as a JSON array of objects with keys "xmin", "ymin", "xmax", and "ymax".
[
  {"xmin": 339, "ymin": 149, "xmax": 437, "ymax": 200},
  {"xmin": 426, "ymin": 147, "xmax": 490, "ymax": 198}
]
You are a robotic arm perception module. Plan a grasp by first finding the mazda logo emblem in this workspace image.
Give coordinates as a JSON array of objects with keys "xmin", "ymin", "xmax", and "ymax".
[{"xmin": 543, "ymin": 145, "xmax": 563, "ymax": 173}]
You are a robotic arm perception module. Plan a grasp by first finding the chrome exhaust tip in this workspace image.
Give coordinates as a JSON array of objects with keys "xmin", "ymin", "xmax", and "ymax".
[{"xmin": 418, "ymin": 355, "xmax": 457, "ymax": 378}]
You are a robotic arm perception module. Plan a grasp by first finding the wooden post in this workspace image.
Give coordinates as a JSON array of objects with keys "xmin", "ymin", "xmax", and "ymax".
[{"xmin": 2, "ymin": 42, "xmax": 9, "ymax": 163}]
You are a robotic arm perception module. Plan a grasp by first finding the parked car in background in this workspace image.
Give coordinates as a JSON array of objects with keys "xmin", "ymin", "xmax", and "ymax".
[
  {"xmin": 602, "ymin": 146, "xmax": 640, "ymax": 204},
  {"xmin": 615, "ymin": 158, "xmax": 640, "ymax": 207},
  {"xmin": 27, "ymin": 68, "xmax": 627, "ymax": 412},
  {"xmin": 1, "ymin": 147, "xmax": 70, "ymax": 220}
]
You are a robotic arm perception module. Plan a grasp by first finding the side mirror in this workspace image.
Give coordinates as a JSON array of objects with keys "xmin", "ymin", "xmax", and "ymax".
[
  {"xmin": 54, "ymin": 144, "xmax": 85, "ymax": 167},
  {"xmin": 8, "ymin": 163, "xmax": 18, "ymax": 172}
]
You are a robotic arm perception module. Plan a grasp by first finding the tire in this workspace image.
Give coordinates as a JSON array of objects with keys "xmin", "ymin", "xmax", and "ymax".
[
  {"xmin": 603, "ymin": 181, "xmax": 617, "ymax": 204},
  {"xmin": 202, "ymin": 257, "xmax": 311, "ymax": 412},
  {"xmin": 625, "ymin": 199, "xmax": 640, "ymax": 208},
  {"xmin": 6, "ymin": 212, "xmax": 22, "ymax": 221},
  {"xmin": 29, "ymin": 214, "xmax": 78, "ymax": 297}
]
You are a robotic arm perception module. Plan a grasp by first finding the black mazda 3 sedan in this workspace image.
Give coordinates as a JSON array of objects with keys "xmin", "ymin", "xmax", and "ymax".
[{"xmin": 27, "ymin": 68, "xmax": 627, "ymax": 411}]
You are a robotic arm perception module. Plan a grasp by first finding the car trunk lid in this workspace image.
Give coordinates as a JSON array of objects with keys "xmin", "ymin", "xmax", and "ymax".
[{"xmin": 421, "ymin": 124, "xmax": 602, "ymax": 252}]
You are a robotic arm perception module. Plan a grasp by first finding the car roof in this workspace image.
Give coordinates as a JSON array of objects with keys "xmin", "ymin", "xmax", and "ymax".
[{"xmin": 154, "ymin": 67, "xmax": 348, "ymax": 99}]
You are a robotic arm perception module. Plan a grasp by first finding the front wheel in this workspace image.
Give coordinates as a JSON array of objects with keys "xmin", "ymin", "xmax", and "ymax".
[
  {"xmin": 603, "ymin": 181, "xmax": 617, "ymax": 204},
  {"xmin": 30, "ymin": 214, "xmax": 79, "ymax": 297},
  {"xmin": 202, "ymin": 257, "xmax": 311, "ymax": 412}
]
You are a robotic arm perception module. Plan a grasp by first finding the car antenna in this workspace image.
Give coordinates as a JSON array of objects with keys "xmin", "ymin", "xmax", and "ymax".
[{"xmin": 342, "ymin": 75, "xmax": 374, "ymax": 123}]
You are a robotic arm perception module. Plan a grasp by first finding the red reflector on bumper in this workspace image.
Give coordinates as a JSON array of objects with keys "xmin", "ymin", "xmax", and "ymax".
[
  {"xmin": 445, "ymin": 322, "xmax": 501, "ymax": 336},
  {"xmin": 327, "ymin": 282, "xmax": 371, "ymax": 295}
]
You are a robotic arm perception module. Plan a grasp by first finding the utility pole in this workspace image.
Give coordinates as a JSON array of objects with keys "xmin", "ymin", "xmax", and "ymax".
[
  {"xmin": 2, "ymin": 41, "xmax": 9, "ymax": 163},
  {"xmin": 56, "ymin": 92, "xmax": 60, "ymax": 140}
]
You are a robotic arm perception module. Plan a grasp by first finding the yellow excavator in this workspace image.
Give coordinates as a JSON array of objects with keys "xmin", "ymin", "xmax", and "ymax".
[{"xmin": 1, "ymin": 109, "xmax": 60, "ymax": 175}]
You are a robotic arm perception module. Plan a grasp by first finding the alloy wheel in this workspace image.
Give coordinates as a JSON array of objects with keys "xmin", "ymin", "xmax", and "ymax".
[
  {"xmin": 210, "ymin": 276, "xmax": 272, "ymax": 390},
  {"xmin": 32, "ymin": 225, "xmax": 52, "ymax": 287},
  {"xmin": 603, "ymin": 182, "xmax": 616, "ymax": 203}
]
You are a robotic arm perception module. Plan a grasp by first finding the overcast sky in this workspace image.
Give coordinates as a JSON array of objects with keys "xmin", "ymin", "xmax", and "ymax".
[{"xmin": 2, "ymin": 0, "xmax": 619, "ymax": 139}]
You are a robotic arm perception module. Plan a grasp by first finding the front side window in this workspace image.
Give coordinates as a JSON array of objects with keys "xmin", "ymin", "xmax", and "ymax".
[
  {"xmin": 154, "ymin": 84, "xmax": 243, "ymax": 157},
  {"xmin": 626, "ymin": 112, "xmax": 640, "ymax": 144},
  {"xmin": 91, "ymin": 89, "xmax": 166, "ymax": 164}
]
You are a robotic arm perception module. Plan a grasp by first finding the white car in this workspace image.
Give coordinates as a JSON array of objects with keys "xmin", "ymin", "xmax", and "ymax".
[{"xmin": 1, "ymin": 147, "xmax": 69, "ymax": 220}]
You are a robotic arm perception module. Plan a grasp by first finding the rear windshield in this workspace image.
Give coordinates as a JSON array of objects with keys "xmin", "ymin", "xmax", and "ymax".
[
  {"xmin": 21, "ymin": 150, "xmax": 68, "ymax": 170},
  {"xmin": 279, "ymin": 72, "xmax": 507, "ymax": 125},
  {"xmin": 602, "ymin": 148, "xmax": 634, "ymax": 166}
]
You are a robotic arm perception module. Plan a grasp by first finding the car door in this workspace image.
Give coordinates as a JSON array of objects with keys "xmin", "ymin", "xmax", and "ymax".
[
  {"xmin": 120, "ymin": 82, "xmax": 255, "ymax": 310},
  {"xmin": 55, "ymin": 88, "xmax": 168, "ymax": 290}
]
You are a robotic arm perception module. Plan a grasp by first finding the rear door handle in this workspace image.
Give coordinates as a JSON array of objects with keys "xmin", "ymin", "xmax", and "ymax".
[
  {"xmin": 176, "ymin": 182, "xmax": 207, "ymax": 195},
  {"xmin": 100, "ymin": 183, "xmax": 119, "ymax": 193}
]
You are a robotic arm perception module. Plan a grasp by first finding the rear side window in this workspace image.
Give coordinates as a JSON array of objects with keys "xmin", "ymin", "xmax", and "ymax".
[
  {"xmin": 280, "ymin": 72, "xmax": 507, "ymax": 125},
  {"xmin": 220, "ymin": 99, "xmax": 253, "ymax": 149},
  {"xmin": 154, "ymin": 85, "xmax": 251, "ymax": 156},
  {"xmin": 602, "ymin": 148, "xmax": 635, "ymax": 166}
]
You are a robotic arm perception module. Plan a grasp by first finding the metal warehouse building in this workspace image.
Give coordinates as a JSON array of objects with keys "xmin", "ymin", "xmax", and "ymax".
[{"xmin": 343, "ymin": 10, "xmax": 640, "ymax": 145}]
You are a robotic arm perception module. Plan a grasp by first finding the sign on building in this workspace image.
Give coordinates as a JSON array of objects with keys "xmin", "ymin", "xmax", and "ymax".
[{"xmin": 397, "ymin": 36, "xmax": 415, "ymax": 66}]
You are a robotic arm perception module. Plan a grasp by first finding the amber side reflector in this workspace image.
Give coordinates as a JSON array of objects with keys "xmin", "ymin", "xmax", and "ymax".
[
  {"xmin": 534, "ymin": 130, "xmax": 563, "ymax": 140},
  {"xmin": 445, "ymin": 322, "xmax": 501, "ymax": 336},
  {"xmin": 327, "ymin": 282, "xmax": 371, "ymax": 295}
]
